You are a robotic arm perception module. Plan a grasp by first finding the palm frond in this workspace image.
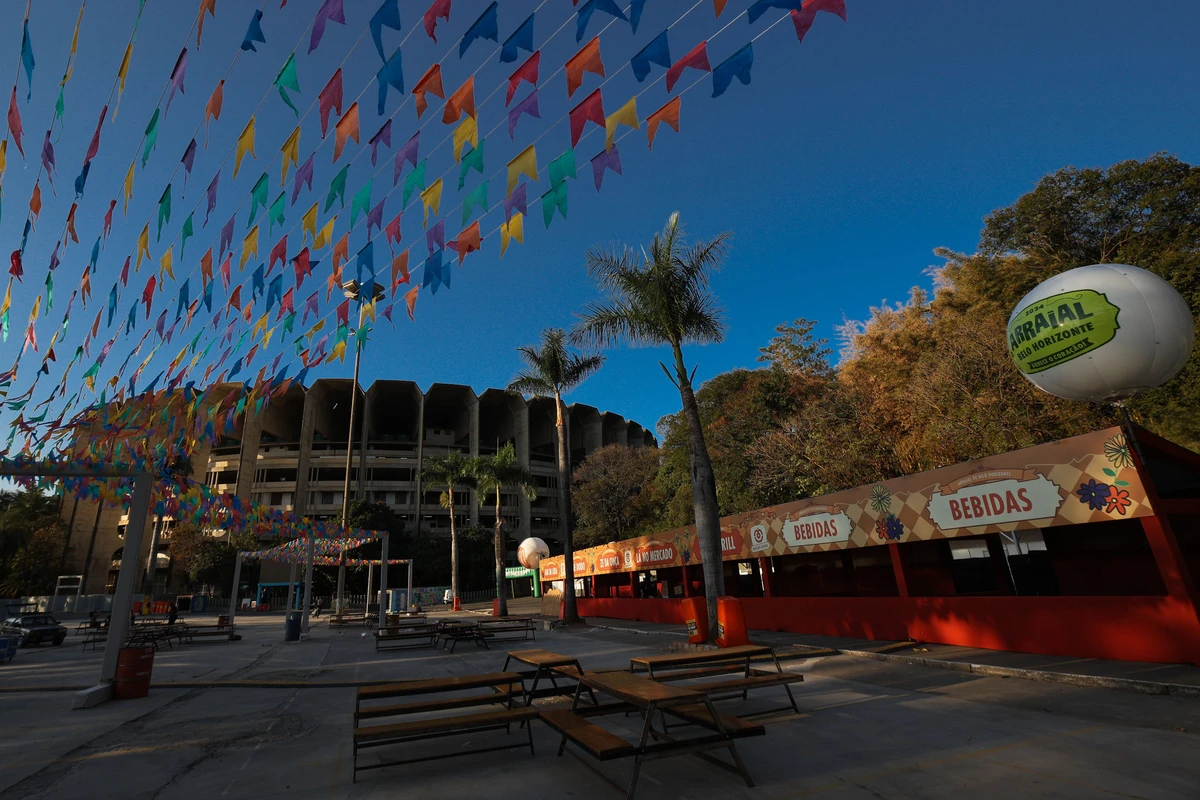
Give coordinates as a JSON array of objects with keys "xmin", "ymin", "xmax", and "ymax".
[{"xmin": 507, "ymin": 371, "xmax": 553, "ymax": 397}]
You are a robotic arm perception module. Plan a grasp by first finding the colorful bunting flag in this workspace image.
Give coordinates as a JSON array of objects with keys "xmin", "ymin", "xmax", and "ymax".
[
  {"xmin": 442, "ymin": 76, "xmax": 476, "ymax": 124},
  {"xmin": 542, "ymin": 182, "xmax": 568, "ymax": 227},
  {"xmin": 377, "ymin": 48, "xmax": 404, "ymax": 114},
  {"xmin": 205, "ymin": 81, "xmax": 224, "ymax": 143},
  {"xmin": 419, "ymin": 179, "xmax": 442, "ymax": 226},
  {"xmin": 503, "ymin": 182, "xmax": 527, "ymax": 222},
  {"xmin": 499, "ymin": 212, "xmax": 523, "ymax": 255},
  {"xmin": 462, "ymin": 180, "xmax": 488, "ymax": 225},
  {"xmin": 166, "ymin": 49, "xmax": 188, "ymax": 114},
  {"xmin": 281, "ymin": 126, "xmax": 300, "ymax": 186},
  {"xmin": 548, "ymin": 149, "xmax": 576, "ymax": 187},
  {"xmin": 275, "ymin": 53, "xmax": 302, "ymax": 116},
  {"xmin": 241, "ymin": 226, "xmax": 259, "ymax": 271},
  {"xmin": 452, "ymin": 116, "xmax": 478, "ymax": 162},
  {"xmin": 234, "ymin": 116, "xmax": 256, "ymax": 177},
  {"xmin": 142, "ymin": 109, "xmax": 160, "ymax": 168},
  {"xmin": 6, "ymin": 89, "xmax": 23, "ymax": 157},
  {"xmin": 605, "ymin": 96, "xmax": 638, "ymax": 151},
  {"xmin": 508, "ymin": 90, "xmax": 539, "ymax": 139},
  {"xmin": 369, "ymin": 119, "xmax": 392, "ymax": 165},
  {"xmin": 319, "ymin": 69, "xmax": 344, "ymax": 137},
  {"xmin": 575, "ymin": 0, "xmax": 626, "ymax": 43},
  {"xmin": 402, "ymin": 159, "xmax": 427, "ymax": 206},
  {"xmin": 460, "ymin": 2, "xmax": 498, "ymax": 57},
  {"xmin": 569, "ymin": 89, "xmax": 604, "ymax": 147},
  {"xmin": 370, "ymin": 0, "xmax": 403, "ymax": 61},
  {"xmin": 591, "ymin": 146, "xmax": 622, "ymax": 190},
  {"xmin": 205, "ymin": 172, "xmax": 220, "ymax": 224},
  {"xmin": 197, "ymin": 0, "xmax": 217, "ymax": 48},
  {"xmin": 325, "ymin": 164, "xmax": 348, "ymax": 211},
  {"xmin": 412, "ymin": 64, "xmax": 444, "ymax": 118},
  {"xmin": 394, "ymin": 131, "xmax": 420, "ymax": 184},
  {"xmin": 458, "ymin": 139, "xmax": 485, "ymax": 189},
  {"xmin": 241, "ymin": 9, "xmax": 267, "ymax": 52},
  {"xmin": 351, "ymin": 180, "xmax": 373, "ymax": 228},
  {"xmin": 791, "ymin": 0, "xmax": 847, "ymax": 43},
  {"xmin": 507, "ymin": 51, "xmax": 540, "ymax": 105},
  {"xmin": 423, "ymin": 0, "xmax": 451, "ymax": 42},
  {"xmin": 712, "ymin": 43, "xmax": 754, "ymax": 97},
  {"xmin": 309, "ymin": 0, "xmax": 347, "ymax": 53},
  {"xmin": 292, "ymin": 154, "xmax": 314, "ymax": 205},
  {"xmin": 631, "ymin": 31, "xmax": 671, "ymax": 82},
  {"xmin": 566, "ymin": 38, "xmax": 605, "ymax": 97},
  {"xmin": 333, "ymin": 103, "xmax": 360, "ymax": 161},
  {"xmin": 501, "ymin": 13, "xmax": 536, "ymax": 64},
  {"xmin": 507, "ymin": 145, "xmax": 538, "ymax": 196}
]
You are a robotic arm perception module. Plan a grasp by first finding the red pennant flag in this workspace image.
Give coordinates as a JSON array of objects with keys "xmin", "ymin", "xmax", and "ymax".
[
  {"xmin": 66, "ymin": 204, "xmax": 80, "ymax": 244},
  {"xmin": 269, "ymin": 236, "xmax": 288, "ymax": 275},
  {"xmin": 792, "ymin": 0, "xmax": 847, "ymax": 43},
  {"xmin": 666, "ymin": 41, "xmax": 710, "ymax": 93},
  {"xmin": 646, "ymin": 96, "xmax": 681, "ymax": 150},
  {"xmin": 318, "ymin": 69, "xmax": 344, "ymax": 138},
  {"xmin": 412, "ymin": 64, "xmax": 445, "ymax": 119},
  {"xmin": 120, "ymin": 255, "xmax": 130, "ymax": 286},
  {"xmin": 143, "ymin": 277, "xmax": 157, "ymax": 316},
  {"xmin": 423, "ymin": 0, "xmax": 451, "ymax": 41},
  {"xmin": 7, "ymin": 87, "xmax": 24, "ymax": 157},
  {"xmin": 391, "ymin": 249, "xmax": 410, "ymax": 295},
  {"xmin": 565, "ymin": 38, "xmax": 604, "ymax": 97},
  {"xmin": 385, "ymin": 213, "xmax": 403, "ymax": 252},
  {"xmin": 569, "ymin": 89, "xmax": 605, "ymax": 147},
  {"xmin": 336, "ymin": 299, "xmax": 350, "ymax": 326},
  {"xmin": 229, "ymin": 285, "xmax": 242, "ymax": 312},
  {"xmin": 442, "ymin": 76, "xmax": 475, "ymax": 124},
  {"xmin": 507, "ymin": 51, "xmax": 540, "ymax": 105},
  {"xmin": 104, "ymin": 200, "xmax": 116, "ymax": 240},
  {"xmin": 201, "ymin": 248, "xmax": 213, "ymax": 286},
  {"xmin": 293, "ymin": 247, "xmax": 312, "ymax": 288},
  {"xmin": 220, "ymin": 253, "xmax": 232, "ymax": 288}
]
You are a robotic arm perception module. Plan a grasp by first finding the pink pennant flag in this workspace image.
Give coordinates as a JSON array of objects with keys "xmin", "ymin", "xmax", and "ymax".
[
  {"xmin": 385, "ymin": 213, "xmax": 403, "ymax": 252},
  {"xmin": 318, "ymin": 69, "xmax": 344, "ymax": 138}
]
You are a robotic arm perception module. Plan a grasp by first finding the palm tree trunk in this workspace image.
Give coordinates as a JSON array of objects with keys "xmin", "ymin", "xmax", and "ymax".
[
  {"xmin": 555, "ymin": 391, "xmax": 579, "ymax": 624},
  {"xmin": 494, "ymin": 488, "xmax": 508, "ymax": 617},
  {"xmin": 449, "ymin": 487, "xmax": 459, "ymax": 607},
  {"xmin": 674, "ymin": 345, "xmax": 724, "ymax": 639}
]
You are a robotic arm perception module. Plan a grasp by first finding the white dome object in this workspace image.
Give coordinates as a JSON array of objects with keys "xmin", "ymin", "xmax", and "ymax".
[
  {"xmin": 517, "ymin": 537, "xmax": 550, "ymax": 570},
  {"xmin": 1007, "ymin": 264, "xmax": 1193, "ymax": 402}
]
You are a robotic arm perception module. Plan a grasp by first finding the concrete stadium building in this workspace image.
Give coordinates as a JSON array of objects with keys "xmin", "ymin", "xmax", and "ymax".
[{"xmin": 62, "ymin": 380, "xmax": 657, "ymax": 595}]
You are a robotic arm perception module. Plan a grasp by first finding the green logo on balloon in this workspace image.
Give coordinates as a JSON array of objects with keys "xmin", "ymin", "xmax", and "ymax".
[{"xmin": 1007, "ymin": 290, "xmax": 1121, "ymax": 374}]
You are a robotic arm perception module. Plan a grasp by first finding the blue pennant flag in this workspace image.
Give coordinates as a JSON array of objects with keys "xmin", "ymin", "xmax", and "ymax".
[
  {"xmin": 576, "ymin": 0, "xmax": 626, "ymax": 43},
  {"xmin": 500, "ymin": 13, "xmax": 535, "ymax": 63},
  {"xmin": 631, "ymin": 31, "xmax": 670, "ymax": 82},
  {"xmin": 370, "ymin": 0, "xmax": 403, "ymax": 62},
  {"xmin": 377, "ymin": 48, "xmax": 404, "ymax": 115},
  {"xmin": 460, "ymin": 2, "xmax": 499, "ymax": 57},
  {"xmin": 712, "ymin": 43, "xmax": 754, "ymax": 98},
  {"xmin": 241, "ymin": 9, "xmax": 266, "ymax": 52}
]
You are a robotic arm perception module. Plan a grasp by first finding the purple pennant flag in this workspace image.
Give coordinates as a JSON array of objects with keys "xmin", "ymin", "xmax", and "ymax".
[
  {"xmin": 591, "ymin": 146, "xmax": 623, "ymax": 191},
  {"xmin": 292, "ymin": 154, "xmax": 314, "ymax": 205},
  {"xmin": 426, "ymin": 219, "xmax": 445, "ymax": 256},
  {"xmin": 507, "ymin": 90, "xmax": 540, "ymax": 139},
  {"xmin": 369, "ymin": 119, "xmax": 392, "ymax": 166},
  {"xmin": 367, "ymin": 199, "xmax": 386, "ymax": 237},
  {"xmin": 205, "ymin": 172, "xmax": 220, "ymax": 225},
  {"xmin": 503, "ymin": 183, "xmax": 527, "ymax": 223},
  {"xmin": 166, "ymin": 49, "xmax": 188, "ymax": 115},
  {"xmin": 219, "ymin": 215, "xmax": 235, "ymax": 259},
  {"xmin": 181, "ymin": 139, "xmax": 197, "ymax": 187},
  {"xmin": 41, "ymin": 130, "xmax": 56, "ymax": 185},
  {"xmin": 48, "ymin": 242, "xmax": 60, "ymax": 272},
  {"xmin": 308, "ymin": 0, "xmax": 346, "ymax": 53},
  {"xmin": 393, "ymin": 131, "xmax": 420, "ymax": 185},
  {"xmin": 302, "ymin": 290, "xmax": 319, "ymax": 324}
]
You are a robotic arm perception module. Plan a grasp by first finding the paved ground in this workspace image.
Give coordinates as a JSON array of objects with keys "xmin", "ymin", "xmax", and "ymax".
[{"xmin": 2, "ymin": 611, "xmax": 1199, "ymax": 799}]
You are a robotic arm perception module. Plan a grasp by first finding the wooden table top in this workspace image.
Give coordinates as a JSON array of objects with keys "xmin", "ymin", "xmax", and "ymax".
[
  {"xmin": 358, "ymin": 671, "xmax": 523, "ymax": 701},
  {"xmin": 506, "ymin": 649, "xmax": 579, "ymax": 668},
  {"xmin": 630, "ymin": 644, "xmax": 774, "ymax": 669},
  {"xmin": 581, "ymin": 671, "xmax": 702, "ymax": 707}
]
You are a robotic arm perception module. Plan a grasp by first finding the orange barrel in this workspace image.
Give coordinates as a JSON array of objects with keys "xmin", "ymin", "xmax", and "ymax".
[
  {"xmin": 684, "ymin": 596, "xmax": 708, "ymax": 644},
  {"xmin": 715, "ymin": 597, "xmax": 749, "ymax": 648},
  {"xmin": 217, "ymin": 614, "xmax": 229, "ymax": 628},
  {"xmin": 113, "ymin": 646, "xmax": 155, "ymax": 700}
]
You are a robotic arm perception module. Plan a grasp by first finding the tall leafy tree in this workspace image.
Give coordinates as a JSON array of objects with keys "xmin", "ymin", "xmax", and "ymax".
[
  {"xmin": 419, "ymin": 451, "xmax": 477, "ymax": 608},
  {"xmin": 573, "ymin": 213, "xmax": 730, "ymax": 637},
  {"xmin": 572, "ymin": 444, "xmax": 664, "ymax": 550},
  {"xmin": 474, "ymin": 443, "xmax": 538, "ymax": 617},
  {"xmin": 507, "ymin": 328, "xmax": 604, "ymax": 624}
]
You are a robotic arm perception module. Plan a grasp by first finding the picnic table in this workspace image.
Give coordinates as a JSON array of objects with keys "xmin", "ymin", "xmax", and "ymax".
[
  {"xmin": 435, "ymin": 620, "xmax": 492, "ymax": 652},
  {"xmin": 478, "ymin": 616, "xmax": 537, "ymax": 643},
  {"xmin": 541, "ymin": 670, "xmax": 762, "ymax": 798},
  {"xmin": 374, "ymin": 623, "xmax": 437, "ymax": 652},
  {"xmin": 629, "ymin": 644, "xmax": 801, "ymax": 717},
  {"xmin": 352, "ymin": 671, "xmax": 534, "ymax": 781},
  {"xmin": 503, "ymin": 649, "xmax": 596, "ymax": 706}
]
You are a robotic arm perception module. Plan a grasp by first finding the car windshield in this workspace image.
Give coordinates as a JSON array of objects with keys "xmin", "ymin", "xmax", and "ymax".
[{"xmin": 24, "ymin": 615, "xmax": 56, "ymax": 625}]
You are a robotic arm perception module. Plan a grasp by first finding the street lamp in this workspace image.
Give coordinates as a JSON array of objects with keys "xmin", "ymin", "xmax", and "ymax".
[{"xmin": 334, "ymin": 279, "xmax": 386, "ymax": 616}]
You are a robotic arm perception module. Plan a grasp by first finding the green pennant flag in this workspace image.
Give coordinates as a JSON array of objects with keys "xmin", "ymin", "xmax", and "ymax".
[
  {"xmin": 542, "ymin": 181, "xmax": 568, "ymax": 228},
  {"xmin": 462, "ymin": 180, "xmax": 488, "ymax": 225},
  {"xmin": 335, "ymin": 323, "xmax": 349, "ymax": 344},
  {"xmin": 548, "ymin": 149, "xmax": 576, "ymax": 187},
  {"xmin": 281, "ymin": 311, "xmax": 295, "ymax": 335},
  {"xmin": 458, "ymin": 140, "xmax": 485, "ymax": 190},
  {"xmin": 44, "ymin": 271, "xmax": 53, "ymax": 309},
  {"xmin": 274, "ymin": 53, "xmax": 301, "ymax": 116},
  {"xmin": 402, "ymin": 159, "xmax": 427, "ymax": 207},
  {"xmin": 157, "ymin": 184, "xmax": 172, "ymax": 240},
  {"xmin": 350, "ymin": 179, "xmax": 372, "ymax": 229},
  {"xmin": 248, "ymin": 173, "xmax": 269, "ymax": 228},
  {"xmin": 356, "ymin": 323, "xmax": 370, "ymax": 351},
  {"xmin": 268, "ymin": 192, "xmax": 285, "ymax": 234},
  {"xmin": 325, "ymin": 165, "xmax": 348, "ymax": 212},
  {"xmin": 180, "ymin": 213, "xmax": 194, "ymax": 259},
  {"xmin": 55, "ymin": 86, "xmax": 65, "ymax": 122},
  {"xmin": 142, "ymin": 108, "xmax": 160, "ymax": 168}
]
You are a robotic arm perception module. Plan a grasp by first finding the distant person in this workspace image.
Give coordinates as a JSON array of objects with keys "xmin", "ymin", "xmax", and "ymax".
[
  {"xmin": 87, "ymin": 611, "xmax": 100, "ymax": 629},
  {"xmin": 311, "ymin": 598, "xmax": 323, "ymax": 618},
  {"xmin": 443, "ymin": 589, "xmax": 452, "ymax": 605},
  {"xmin": 167, "ymin": 603, "xmax": 178, "ymax": 625}
]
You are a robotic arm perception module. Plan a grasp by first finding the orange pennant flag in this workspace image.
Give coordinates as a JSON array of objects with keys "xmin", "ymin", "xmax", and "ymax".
[
  {"xmin": 29, "ymin": 181, "xmax": 42, "ymax": 221},
  {"xmin": 565, "ymin": 37, "xmax": 604, "ymax": 97},
  {"xmin": 333, "ymin": 103, "xmax": 360, "ymax": 162},
  {"xmin": 646, "ymin": 96, "xmax": 681, "ymax": 151},
  {"xmin": 412, "ymin": 64, "xmax": 444, "ymax": 119},
  {"xmin": 390, "ymin": 249, "xmax": 410, "ymax": 296},
  {"xmin": 442, "ymin": 76, "xmax": 476, "ymax": 124},
  {"xmin": 714, "ymin": 0, "xmax": 729, "ymax": 15},
  {"xmin": 453, "ymin": 221, "xmax": 481, "ymax": 265},
  {"xmin": 405, "ymin": 285, "xmax": 419, "ymax": 320},
  {"xmin": 333, "ymin": 233, "xmax": 349, "ymax": 273},
  {"xmin": 204, "ymin": 80, "xmax": 224, "ymax": 143}
]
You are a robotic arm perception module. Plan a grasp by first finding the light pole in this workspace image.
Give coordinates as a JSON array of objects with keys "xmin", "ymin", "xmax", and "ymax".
[{"xmin": 336, "ymin": 279, "xmax": 386, "ymax": 616}]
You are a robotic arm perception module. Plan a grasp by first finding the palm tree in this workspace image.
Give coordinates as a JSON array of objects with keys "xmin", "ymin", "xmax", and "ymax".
[
  {"xmin": 572, "ymin": 213, "xmax": 731, "ymax": 638},
  {"xmin": 420, "ymin": 451, "xmax": 477, "ymax": 609},
  {"xmin": 475, "ymin": 443, "xmax": 538, "ymax": 617},
  {"xmin": 507, "ymin": 329, "xmax": 604, "ymax": 625}
]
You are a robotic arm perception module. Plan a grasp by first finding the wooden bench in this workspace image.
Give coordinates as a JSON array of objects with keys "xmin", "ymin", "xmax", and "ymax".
[
  {"xmin": 329, "ymin": 614, "xmax": 369, "ymax": 627},
  {"xmin": 82, "ymin": 630, "xmax": 108, "ymax": 651},
  {"xmin": 540, "ymin": 709, "xmax": 636, "ymax": 761},
  {"xmin": 478, "ymin": 617, "xmax": 537, "ymax": 643},
  {"xmin": 374, "ymin": 624, "xmax": 437, "ymax": 652},
  {"xmin": 353, "ymin": 671, "xmax": 533, "ymax": 781},
  {"xmin": 436, "ymin": 622, "xmax": 492, "ymax": 652},
  {"xmin": 181, "ymin": 624, "xmax": 234, "ymax": 643},
  {"xmin": 632, "ymin": 644, "xmax": 802, "ymax": 717}
]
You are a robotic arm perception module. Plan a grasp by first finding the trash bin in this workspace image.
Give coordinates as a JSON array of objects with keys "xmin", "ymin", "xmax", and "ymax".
[
  {"xmin": 113, "ymin": 646, "xmax": 154, "ymax": 699},
  {"xmin": 191, "ymin": 595, "xmax": 208, "ymax": 613},
  {"xmin": 284, "ymin": 611, "xmax": 302, "ymax": 641}
]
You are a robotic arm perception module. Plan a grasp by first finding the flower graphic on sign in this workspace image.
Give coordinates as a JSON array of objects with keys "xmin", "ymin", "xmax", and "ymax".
[
  {"xmin": 1104, "ymin": 434, "xmax": 1134, "ymax": 469},
  {"xmin": 874, "ymin": 514, "xmax": 903, "ymax": 541},
  {"xmin": 870, "ymin": 484, "xmax": 892, "ymax": 514},
  {"xmin": 1105, "ymin": 486, "xmax": 1132, "ymax": 515},
  {"xmin": 1076, "ymin": 478, "xmax": 1110, "ymax": 511}
]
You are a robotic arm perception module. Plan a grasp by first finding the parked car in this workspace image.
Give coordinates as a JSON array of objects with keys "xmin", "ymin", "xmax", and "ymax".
[{"xmin": 1, "ymin": 614, "xmax": 68, "ymax": 647}]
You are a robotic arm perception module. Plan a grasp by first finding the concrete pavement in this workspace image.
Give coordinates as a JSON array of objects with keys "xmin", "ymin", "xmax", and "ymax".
[{"xmin": 1, "ymin": 612, "xmax": 1198, "ymax": 799}]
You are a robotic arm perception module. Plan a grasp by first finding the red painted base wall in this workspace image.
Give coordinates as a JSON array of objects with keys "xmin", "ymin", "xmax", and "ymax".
[{"xmin": 577, "ymin": 595, "xmax": 1200, "ymax": 665}]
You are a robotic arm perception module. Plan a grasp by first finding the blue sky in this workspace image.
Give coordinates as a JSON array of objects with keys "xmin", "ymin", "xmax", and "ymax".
[{"xmin": 2, "ymin": 0, "xmax": 1199, "ymax": 444}]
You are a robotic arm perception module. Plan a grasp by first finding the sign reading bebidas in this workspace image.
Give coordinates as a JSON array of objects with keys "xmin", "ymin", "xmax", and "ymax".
[{"xmin": 1008, "ymin": 289, "xmax": 1120, "ymax": 374}]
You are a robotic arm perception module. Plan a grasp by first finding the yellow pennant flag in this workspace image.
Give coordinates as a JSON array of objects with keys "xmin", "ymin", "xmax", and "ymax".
[
  {"xmin": 0, "ymin": 280, "xmax": 11, "ymax": 318},
  {"xmin": 113, "ymin": 43, "xmax": 133, "ymax": 120},
  {"xmin": 500, "ymin": 213, "xmax": 524, "ymax": 256},
  {"xmin": 452, "ymin": 116, "xmax": 478, "ymax": 163},
  {"xmin": 420, "ymin": 179, "xmax": 443, "ymax": 225},
  {"xmin": 306, "ymin": 319, "xmax": 326, "ymax": 338},
  {"xmin": 28, "ymin": 295, "xmax": 40, "ymax": 324},
  {"xmin": 0, "ymin": 139, "xmax": 6, "ymax": 179},
  {"xmin": 280, "ymin": 126, "xmax": 300, "ymax": 186},
  {"xmin": 69, "ymin": 5, "xmax": 83, "ymax": 57},
  {"xmin": 314, "ymin": 215, "xmax": 336, "ymax": 249},
  {"xmin": 252, "ymin": 313, "xmax": 268, "ymax": 340},
  {"xmin": 605, "ymin": 96, "xmax": 639, "ymax": 152},
  {"xmin": 261, "ymin": 325, "xmax": 277, "ymax": 347},
  {"xmin": 234, "ymin": 116, "xmax": 256, "ymax": 178},
  {"xmin": 302, "ymin": 203, "xmax": 319, "ymax": 245},
  {"xmin": 360, "ymin": 299, "xmax": 376, "ymax": 324},
  {"xmin": 160, "ymin": 247, "xmax": 174, "ymax": 284},
  {"xmin": 507, "ymin": 145, "xmax": 538, "ymax": 196},
  {"xmin": 240, "ymin": 225, "xmax": 259, "ymax": 270},
  {"xmin": 123, "ymin": 162, "xmax": 135, "ymax": 216},
  {"xmin": 136, "ymin": 225, "xmax": 150, "ymax": 271}
]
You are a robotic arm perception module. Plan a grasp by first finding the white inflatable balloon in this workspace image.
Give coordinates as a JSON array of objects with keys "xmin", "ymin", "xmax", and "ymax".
[
  {"xmin": 517, "ymin": 537, "xmax": 550, "ymax": 570},
  {"xmin": 1008, "ymin": 264, "xmax": 1193, "ymax": 402}
]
